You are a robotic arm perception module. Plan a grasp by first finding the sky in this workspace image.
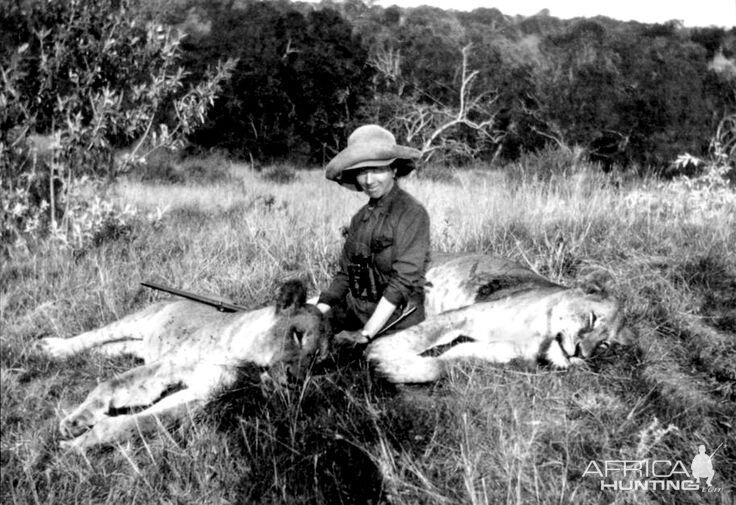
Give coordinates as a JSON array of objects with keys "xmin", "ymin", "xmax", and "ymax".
[{"xmin": 371, "ymin": 0, "xmax": 736, "ymax": 28}]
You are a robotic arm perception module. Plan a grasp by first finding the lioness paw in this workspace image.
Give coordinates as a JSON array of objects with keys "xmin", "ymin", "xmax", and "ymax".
[
  {"xmin": 60, "ymin": 415, "xmax": 93, "ymax": 439},
  {"xmin": 36, "ymin": 337, "xmax": 77, "ymax": 359},
  {"xmin": 59, "ymin": 430, "xmax": 106, "ymax": 451},
  {"xmin": 568, "ymin": 357, "xmax": 586, "ymax": 367},
  {"xmin": 544, "ymin": 341, "xmax": 571, "ymax": 369}
]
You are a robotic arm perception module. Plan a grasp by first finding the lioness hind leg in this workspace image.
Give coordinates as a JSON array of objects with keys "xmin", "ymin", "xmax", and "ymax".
[
  {"xmin": 369, "ymin": 352, "xmax": 446, "ymax": 384},
  {"xmin": 367, "ymin": 338, "xmax": 446, "ymax": 384},
  {"xmin": 37, "ymin": 302, "xmax": 170, "ymax": 360},
  {"xmin": 61, "ymin": 388, "xmax": 205, "ymax": 450}
]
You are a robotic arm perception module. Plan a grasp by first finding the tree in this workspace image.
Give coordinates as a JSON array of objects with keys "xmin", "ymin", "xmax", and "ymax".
[
  {"xmin": 523, "ymin": 19, "xmax": 719, "ymax": 169},
  {"xmin": 1, "ymin": 0, "xmax": 234, "ymax": 254},
  {"xmin": 388, "ymin": 44, "xmax": 503, "ymax": 163},
  {"xmin": 185, "ymin": 3, "xmax": 370, "ymax": 163}
]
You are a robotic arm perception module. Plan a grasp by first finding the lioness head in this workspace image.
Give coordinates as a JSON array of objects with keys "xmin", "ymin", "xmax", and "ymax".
[
  {"xmin": 551, "ymin": 272, "xmax": 634, "ymax": 363},
  {"xmin": 273, "ymin": 280, "xmax": 332, "ymax": 380}
]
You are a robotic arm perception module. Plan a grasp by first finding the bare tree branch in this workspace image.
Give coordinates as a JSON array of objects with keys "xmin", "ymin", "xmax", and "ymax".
[{"xmin": 385, "ymin": 44, "xmax": 503, "ymax": 164}]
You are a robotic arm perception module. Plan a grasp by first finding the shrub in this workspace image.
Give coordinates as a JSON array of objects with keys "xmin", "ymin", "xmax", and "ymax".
[
  {"xmin": 179, "ymin": 153, "xmax": 233, "ymax": 185},
  {"xmin": 415, "ymin": 164, "xmax": 459, "ymax": 183},
  {"xmin": 0, "ymin": 0, "xmax": 235, "ymax": 255},
  {"xmin": 507, "ymin": 143, "xmax": 587, "ymax": 183},
  {"xmin": 260, "ymin": 164, "xmax": 298, "ymax": 184},
  {"xmin": 135, "ymin": 148, "xmax": 186, "ymax": 184},
  {"xmin": 44, "ymin": 178, "xmax": 168, "ymax": 252},
  {"xmin": 136, "ymin": 151, "xmax": 232, "ymax": 185}
]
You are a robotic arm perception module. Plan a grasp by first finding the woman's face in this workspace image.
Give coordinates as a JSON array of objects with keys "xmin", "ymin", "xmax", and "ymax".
[{"xmin": 356, "ymin": 166, "xmax": 396, "ymax": 199}]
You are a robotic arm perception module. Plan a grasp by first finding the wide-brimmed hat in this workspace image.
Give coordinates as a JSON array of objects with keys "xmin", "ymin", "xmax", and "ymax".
[{"xmin": 325, "ymin": 125, "xmax": 421, "ymax": 191}]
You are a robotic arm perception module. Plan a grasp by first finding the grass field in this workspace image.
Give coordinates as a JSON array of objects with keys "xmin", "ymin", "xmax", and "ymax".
[{"xmin": 1, "ymin": 159, "xmax": 735, "ymax": 504}]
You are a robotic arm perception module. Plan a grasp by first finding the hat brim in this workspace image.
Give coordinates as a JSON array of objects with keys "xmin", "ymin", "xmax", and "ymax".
[{"xmin": 326, "ymin": 143, "xmax": 421, "ymax": 191}]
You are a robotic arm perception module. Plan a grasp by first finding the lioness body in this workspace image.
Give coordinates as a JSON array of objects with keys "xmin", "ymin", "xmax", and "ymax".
[
  {"xmin": 423, "ymin": 254, "xmax": 558, "ymax": 316},
  {"xmin": 42, "ymin": 302, "xmax": 296, "ymax": 365},
  {"xmin": 39, "ymin": 254, "xmax": 632, "ymax": 447},
  {"xmin": 39, "ymin": 282, "xmax": 329, "ymax": 449},
  {"xmin": 369, "ymin": 254, "xmax": 632, "ymax": 383}
]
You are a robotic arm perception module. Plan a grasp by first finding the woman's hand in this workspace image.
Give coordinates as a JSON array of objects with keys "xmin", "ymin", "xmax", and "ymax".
[
  {"xmin": 316, "ymin": 303, "xmax": 331, "ymax": 314},
  {"xmin": 335, "ymin": 330, "xmax": 371, "ymax": 345}
]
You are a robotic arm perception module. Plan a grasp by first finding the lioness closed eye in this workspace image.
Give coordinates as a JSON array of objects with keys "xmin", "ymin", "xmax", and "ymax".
[
  {"xmin": 38, "ymin": 280, "xmax": 331, "ymax": 449},
  {"xmin": 367, "ymin": 254, "xmax": 634, "ymax": 383}
]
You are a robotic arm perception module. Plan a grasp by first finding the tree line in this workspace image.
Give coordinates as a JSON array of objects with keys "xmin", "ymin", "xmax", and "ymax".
[
  {"xmin": 174, "ymin": 0, "xmax": 735, "ymax": 170},
  {"xmin": 2, "ymin": 0, "xmax": 735, "ymax": 172}
]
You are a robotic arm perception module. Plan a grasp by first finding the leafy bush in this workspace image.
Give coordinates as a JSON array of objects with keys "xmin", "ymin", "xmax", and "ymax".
[
  {"xmin": 179, "ymin": 153, "xmax": 233, "ymax": 184},
  {"xmin": 415, "ymin": 164, "xmax": 460, "ymax": 183},
  {"xmin": 39, "ymin": 177, "xmax": 168, "ymax": 252},
  {"xmin": 0, "ymin": 0, "xmax": 235, "ymax": 256},
  {"xmin": 507, "ymin": 143, "xmax": 586, "ymax": 183},
  {"xmin": 135, "ymin": 149, "xmax": 186, "ymax": 184},
  {"xmin": 136, "ymin": 150, "xmax": 232, "ymax": 185},
  {"xmin": 260, "ymin": 164, "xmax": 298, "ymax": 184}
]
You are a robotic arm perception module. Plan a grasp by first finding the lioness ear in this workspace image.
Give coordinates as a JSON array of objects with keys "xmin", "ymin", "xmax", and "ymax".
[
  {"xmin": 577, "ymin": 270, "xmax": 613, "ymax": 296},
  {"xmin": 275, "ymin": 279, "xmax": 307, "ymax": 314},
  {"xmin": 291, "ymin": 328, "xmax": 304, "ymax": 347},
  {"xmin": 587, "ymin": 311, "xmax": 597, "ymax": 329}
]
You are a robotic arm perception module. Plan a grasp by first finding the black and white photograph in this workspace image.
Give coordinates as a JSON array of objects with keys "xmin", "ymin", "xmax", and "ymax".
[{"xmin": 1, "ymin": 0, "xmax": 734, "ymax": 503}]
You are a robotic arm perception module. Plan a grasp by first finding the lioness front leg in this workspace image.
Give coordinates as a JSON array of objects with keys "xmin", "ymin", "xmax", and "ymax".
[
  {"xmin": 60, "ymin": 360, "xmax": 192, "ymax": 438},
  {"xmin": 61, "ymin": 388, "xmax": 206, "ymax": 450},
  {"xmin": 544, "ymin": 340, "xmax": 586, "ymax": 369}
]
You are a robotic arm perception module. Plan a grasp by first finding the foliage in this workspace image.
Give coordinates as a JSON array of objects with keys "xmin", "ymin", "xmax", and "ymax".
[
  {"xmin": 373, "ymin": 44, "xmax": 504, "ymax": 164},
  {"xmin": 628, "ymin": 113, "xmax": 736, "ymax": 224},
  {"xmin": 339, "ymin": 3, "xmax": 735, "ymax": 170},
  {"xmin": 183, "ymin": 1, "xmax": 371, "ymax": 163},
  {"xmin": 137, "ymin": 149, "xmax": 232, "ymax": 185},
  {"xmin": 3, "ymin": 0, "xmax": 733, "ymax": 178},
  {"xmin": 260, "ymin": 163, "xmax": 299, "ymax": 184},
  {"xmin": 507, "ymin": 143, "xmax": 587, "ymax": 183},
  {"xmin": 0, "ymin": 0, "xmax": 234, "ymax": 256}
]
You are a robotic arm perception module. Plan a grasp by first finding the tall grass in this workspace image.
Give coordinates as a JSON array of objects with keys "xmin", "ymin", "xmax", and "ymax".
[{"xmin": 1, "ymin": 160, "xmax": 734, "ymax": 504}]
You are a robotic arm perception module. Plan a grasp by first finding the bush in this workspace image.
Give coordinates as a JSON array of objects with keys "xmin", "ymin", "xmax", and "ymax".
[
  {"xmin": 179, "ymin": 153, "xmax": 233, "ymax": 185},
  {"xmin": 136, "ymin": 150, "xmax": 232, "ymax": 185},
  {"xmin": 415, "ymin": 164, "xmax": 459, "ymax": 183},
  {"xmin": 135, "ymin": 149, "xmax": 186, "ymax": 183},
  {"xmin": 259, "ymin": 164, "xmax": 298, "ymax": 184},
  {"xmin": 509, "ymin": 144, "xmax": 587, "ymax": 182},
  {"xmin": 0, "ymin": 0, "xmax": 235, "ymax": 255}
]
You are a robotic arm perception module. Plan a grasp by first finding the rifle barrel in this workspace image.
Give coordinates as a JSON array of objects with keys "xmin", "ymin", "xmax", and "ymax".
[
  {"xmin": 374, "ymin": 304, "xmax": 417, "ymax": 338},
  {"xmin": 141, "ymin": 281, "xmax": 248, "ymax": 312}
]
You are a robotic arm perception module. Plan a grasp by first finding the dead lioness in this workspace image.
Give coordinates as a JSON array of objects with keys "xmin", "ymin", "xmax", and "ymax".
[
  {"xmin": 38, "ymin": 280, "xmax": 330, "ymax": 449},
  {"xmin": 367, "ymin": 254, "xmax": 633, "ymax": 383}
]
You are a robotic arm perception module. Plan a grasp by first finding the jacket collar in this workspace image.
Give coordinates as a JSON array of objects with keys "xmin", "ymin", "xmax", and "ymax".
[{"xmin": 367, "ymin": 183, "xmax": 401, "ymax": 210}]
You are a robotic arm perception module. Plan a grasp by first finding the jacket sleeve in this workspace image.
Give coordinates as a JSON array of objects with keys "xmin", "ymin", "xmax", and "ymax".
[
  {"xmin": 382, "ymin": 204, "xmax": 430, "ymax": 306},
  {"xmin": 317, "ymin": 221, "xmax": 354, "ymax": 307}
]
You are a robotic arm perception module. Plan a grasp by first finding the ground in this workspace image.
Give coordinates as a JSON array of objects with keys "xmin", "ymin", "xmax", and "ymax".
[{"xmin": 1, "ymin": 160, "xmax": 734, "ymax": 504}]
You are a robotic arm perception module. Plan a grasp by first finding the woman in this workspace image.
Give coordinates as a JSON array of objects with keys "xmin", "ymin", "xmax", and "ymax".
[{"xmin": 316, "ymin": 125, "xmax": 431, "ymax": 344}]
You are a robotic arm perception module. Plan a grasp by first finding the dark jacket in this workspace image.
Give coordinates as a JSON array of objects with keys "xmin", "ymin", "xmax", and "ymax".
[{"xmin": 319, "ymin": 184, "xmax": 431, "ymax": 328}]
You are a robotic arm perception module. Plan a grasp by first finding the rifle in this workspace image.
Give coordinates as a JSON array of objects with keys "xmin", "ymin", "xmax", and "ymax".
[
  {"xmin": 374, "ymin": 304, "xmax": 417, "ymax": 338},
  {"xmin": 141, "ymin": 281, "xmax": 249, "ymax": 313},
  {"xmin": 142, "ymin": 281, "xmax": 418, "ymax": 335}
]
